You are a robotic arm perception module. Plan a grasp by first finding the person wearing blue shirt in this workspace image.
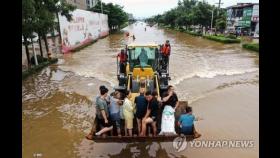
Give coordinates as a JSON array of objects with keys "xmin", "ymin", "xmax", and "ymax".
[
  {"xmin": 108, "ymin": 91, "xmax": 122, "ymax": 136},
  {"xmin": 178, "ymin": 106, "xmax": 201, "ymax": 138}
]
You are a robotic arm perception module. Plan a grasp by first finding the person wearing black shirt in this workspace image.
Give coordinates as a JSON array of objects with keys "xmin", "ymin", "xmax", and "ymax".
[
  {"xmin": 161, "ymin": 85, "xmax": 179, "ymax": 110},
  {"xmin": 135, "ymin": 88, "xmax": 148, "ymax": 135},
  {"xmin": 158, "ymin": 85, "xmax": 179, "ymax": 133},
  {"xmin": 140, "ymin": 91, "xmax": 159, "ymax": 136}
]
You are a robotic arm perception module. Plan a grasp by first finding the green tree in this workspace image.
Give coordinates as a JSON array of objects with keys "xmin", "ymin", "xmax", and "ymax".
[
  {"xmin": 148, "ymin": 0, "xmax": 223, "ymax": 32},
  {"xmin": 22, "ymin": 0, "xmax": 75, "ymax": 68},
  {"xmin": 215, "ymin": 9, "xmax": 226, "ymax": 33},
  {"xmin": 89, "ymin": 0, "xmax": 128, "ymax": 31},
  {"xmin": 164, "ymin": 9, "xmax": 177, "ymax": 28},
  {"xmin": 22, "ymin": 0, "xmax": 36, "ymax": 67},
  {"xmin": 34, "ymin": 0, "xmax": 56, "ymax": 55},
  {"xmin": 182, "ymin": 0, "xmax": 197, "ymax": 10},
  {"xmin": 175, "ymin": 13, "xmax": 187, "ymax": 28},
  {"xmin": 191, "ymin": 1, "xmax": 213, "ymax": 28},
  {"xmin": 34, "ymin": 0, "xmax": 75, "ymax": 55}
]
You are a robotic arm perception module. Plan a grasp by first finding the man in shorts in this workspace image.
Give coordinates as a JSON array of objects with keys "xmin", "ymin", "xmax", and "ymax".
[
  {"xmin": 86, "ymin": 85, "xmax": 109, "ymax": 139},
  {"xmin": 140, "ymin": 91, "xmax": 159, "ymax": 136},
  {"xmin": 95, "ymin": 87, "xmax": 114, "ymax": 136},
  {"xmin": 86, "ymin": 86, "xmax": 113, "ymax": 139}
]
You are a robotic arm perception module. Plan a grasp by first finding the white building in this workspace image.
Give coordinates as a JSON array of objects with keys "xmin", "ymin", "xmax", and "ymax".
[
  {"xmin": 226, "ymin": 3, "xmax": 259, "ymax": 36},
  {"xmin": 251, "ymin": 4, "xmax": 259, "ymax": 38}
]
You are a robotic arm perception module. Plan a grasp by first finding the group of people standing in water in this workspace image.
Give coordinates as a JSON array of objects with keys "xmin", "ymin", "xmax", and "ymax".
[
  {"xmin": 125, "ymin": 32, "xmax": 136, "ymax": 40},
  {"xmin": 86, "ymin": 85, "xmax": 201, "ymax": 139}
]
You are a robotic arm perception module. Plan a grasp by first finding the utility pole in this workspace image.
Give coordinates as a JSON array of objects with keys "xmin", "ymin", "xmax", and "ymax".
[
  {"xmin": 100, "ymin": 0, "xmax": 103, "ymax": 14},
  {"xmin": 215, "ymin": 0, "xmax": 224, "ymax": 16},
  {"xmin": 211, "ymin": 9, "xmax": 214, "ymax": 31}
]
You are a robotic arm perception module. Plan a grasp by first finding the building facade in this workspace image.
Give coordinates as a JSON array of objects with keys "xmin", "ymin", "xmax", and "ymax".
[
  {"xmin": 66, "ymin": 0, "xmax": 97, "ymax": 10},
  {"xmin": 128, "ymin": 14, "xmax": 133, "ymax": 20},
  {"xmin": 226, "ymin": 3, "xmax": 259, "ymax": 36},
  {"xmin": 86, "ymin": 0, "xmax": 98, "ymax": 9}
]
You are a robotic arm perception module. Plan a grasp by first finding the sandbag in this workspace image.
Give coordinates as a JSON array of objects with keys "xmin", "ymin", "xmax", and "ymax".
[{"xmin": 159, "ymin": 105, "xmax": 177, "ymax": 135}]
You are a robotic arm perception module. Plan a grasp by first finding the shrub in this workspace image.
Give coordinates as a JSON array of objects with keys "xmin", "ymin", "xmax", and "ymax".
[
  {"xmin": 202, "ymin": 35, "xmax": 241, "ymax": 43},
  {"xmin": 31, "ymin": 55, "xmax": 48, "ymax": 65},
  {"xmin": 120, "ymin": 22, "xmax": 128, "ymax": 29},
  {"xmin": 225, "ymin": 34, "xmax": 237, "ymax": 39},
  {"xmin": 242, "ymin": 43, "xmax": 259, "ymax": 52},
  {"xmin": 178, "ymin": 27, "xmax": 185, "ymax": 32},
  {"xmin": 185, "ymin": 30, "xmax": 202, "ymax": 36}
]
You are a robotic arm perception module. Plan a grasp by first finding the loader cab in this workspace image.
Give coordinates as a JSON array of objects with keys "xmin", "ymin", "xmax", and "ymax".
[
  {"xmin": 127, "ymin": 45, "xmax": 159, "ymax": 72},
  {"xmin": 125, "ymin": 44, "xmax": 160, "ymax": 93}
]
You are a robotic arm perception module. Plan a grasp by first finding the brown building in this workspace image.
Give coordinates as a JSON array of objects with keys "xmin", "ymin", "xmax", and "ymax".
[{"xmin": 66, "ymin": 0, "xmax": 97, "ymax": 10}]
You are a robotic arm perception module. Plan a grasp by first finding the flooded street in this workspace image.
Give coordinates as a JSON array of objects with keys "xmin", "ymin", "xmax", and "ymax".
[{"xmin": 22, "ymin": 23, "xmax": 259, "ymax": 158}]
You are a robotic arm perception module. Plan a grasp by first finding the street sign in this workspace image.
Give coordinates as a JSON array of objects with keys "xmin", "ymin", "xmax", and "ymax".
[{"xmin": 238, "ymin": 7, "xmax": 252, "ymax": 27}]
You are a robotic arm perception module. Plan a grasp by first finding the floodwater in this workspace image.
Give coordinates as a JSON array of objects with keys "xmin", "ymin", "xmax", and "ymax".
[{"xmin": 22, "ymin": 22, "xmax": 259, "ymax": 158}]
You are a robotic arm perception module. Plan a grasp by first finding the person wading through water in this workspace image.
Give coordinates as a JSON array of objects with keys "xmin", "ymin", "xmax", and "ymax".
[{"xmin": 132, "ymin": 35, "xmax": 136, "ymax": 40}]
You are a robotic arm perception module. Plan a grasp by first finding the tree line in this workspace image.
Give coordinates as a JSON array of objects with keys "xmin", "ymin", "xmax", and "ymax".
[
  {"xmin": 89, "ymin": 0, "xmax": 128, "ymax": 31},
  {"xmin": 22, "ymin": 0, "xmax": 75, "ymax": 67},
  {"xmin": 146, "ymin": 0, "xmax": 226, "ymax": 32}
]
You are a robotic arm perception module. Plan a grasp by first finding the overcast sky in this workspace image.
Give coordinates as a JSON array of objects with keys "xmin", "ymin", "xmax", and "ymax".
[{"xmin": 101, "ymin": 0, "xmax": 259, "ymax": 18}]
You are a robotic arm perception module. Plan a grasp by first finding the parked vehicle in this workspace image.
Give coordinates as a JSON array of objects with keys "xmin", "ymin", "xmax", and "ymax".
[{"xmin": 225, "ymin": 27, "xmax": 236, "ymax": 34}]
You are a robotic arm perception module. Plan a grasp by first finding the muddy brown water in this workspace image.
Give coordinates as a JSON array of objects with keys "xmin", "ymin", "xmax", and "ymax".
[{"xmin": 22, "ymin": 22, "xmax": 259, "ymax": 158}]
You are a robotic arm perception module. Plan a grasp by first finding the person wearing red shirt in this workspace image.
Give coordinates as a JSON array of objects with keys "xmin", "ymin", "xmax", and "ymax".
[
  {"xmin": 117, "ymin": 49, "xmax": 128, "ymax": 74},
  {"xmin": 160, "ymin": 40, "xmax": 171, "ymax": 70}
]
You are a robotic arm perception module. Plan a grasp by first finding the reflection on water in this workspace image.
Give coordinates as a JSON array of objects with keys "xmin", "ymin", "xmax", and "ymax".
[
  {"xmin": 106, "ymin": 142, "xmax": 185, "ymax": 158},
  {"xmin": 75, "ymin": 140, "xmax": 188, "ymax": 158},
  {"xmin": 22, "ymin": 22, "xmax": 259, "ymax": 158}
]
